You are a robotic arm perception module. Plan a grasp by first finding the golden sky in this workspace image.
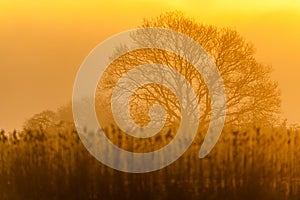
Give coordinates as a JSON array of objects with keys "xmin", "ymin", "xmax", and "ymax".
[{"xmin": 1, "ymin": 0, "xmax": 300, "ymax": 130}]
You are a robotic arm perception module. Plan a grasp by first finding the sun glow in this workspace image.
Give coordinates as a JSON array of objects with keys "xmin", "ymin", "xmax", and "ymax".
[{"xmin": 1, "ymin": 0, "xmax": 300, "ymax": 130}]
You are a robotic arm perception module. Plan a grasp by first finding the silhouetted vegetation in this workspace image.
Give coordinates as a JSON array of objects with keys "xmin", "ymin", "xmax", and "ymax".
[
  {"xmin": 0, "ymin": 11, "xmax": 289, "ymax": 200},
  {"xmin": 1, "ymin": 120, "xmax": 300, "ymax": 200}
]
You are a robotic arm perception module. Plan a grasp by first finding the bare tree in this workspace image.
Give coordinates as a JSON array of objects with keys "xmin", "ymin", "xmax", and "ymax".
[{"xmin": 95, "ymin": 11, "xmax": 280, "ymax": 137}]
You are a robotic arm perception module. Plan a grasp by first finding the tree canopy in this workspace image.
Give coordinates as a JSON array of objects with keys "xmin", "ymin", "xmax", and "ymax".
[{"xmin": 95, "ymin": 11, "xmax": 281, "ymax": 133}]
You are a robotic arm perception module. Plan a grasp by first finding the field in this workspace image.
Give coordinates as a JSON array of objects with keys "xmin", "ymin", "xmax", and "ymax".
[{"xmin": 1, "ymin": 123, "xmax": 300, "ymax": 200}]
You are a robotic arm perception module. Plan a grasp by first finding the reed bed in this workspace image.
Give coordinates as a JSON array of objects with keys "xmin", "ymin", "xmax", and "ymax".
[{"xmin": 0, "ymin": 124, "xmax": 300, "ymax": 200}]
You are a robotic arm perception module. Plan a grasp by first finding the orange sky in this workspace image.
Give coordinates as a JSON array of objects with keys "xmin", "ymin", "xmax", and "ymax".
[{"xmin": 1, "ymin": 0, "xmax": 300, "ymax": 130}]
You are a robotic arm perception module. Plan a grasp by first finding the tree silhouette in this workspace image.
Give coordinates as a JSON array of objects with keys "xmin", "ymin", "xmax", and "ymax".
[{"xmin": 95, "ymin": 11, "xmax": 281, "ymax": 139}]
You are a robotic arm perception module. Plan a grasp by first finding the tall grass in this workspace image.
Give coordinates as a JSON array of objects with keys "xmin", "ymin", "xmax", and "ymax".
[{"xmin": 0, "ymin": 124, "xmax": 300, "ymax": 200}]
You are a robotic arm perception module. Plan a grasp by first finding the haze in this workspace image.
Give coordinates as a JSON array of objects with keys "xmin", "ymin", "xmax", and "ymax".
[{"xmin": 1, "ymin": 0, "xmax": 300, "ymax": 130}]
